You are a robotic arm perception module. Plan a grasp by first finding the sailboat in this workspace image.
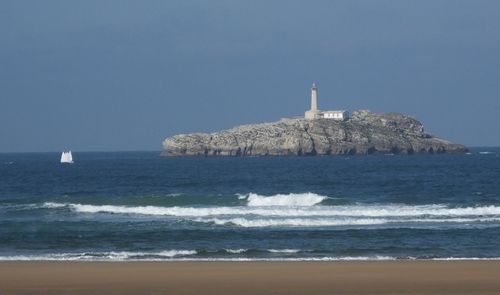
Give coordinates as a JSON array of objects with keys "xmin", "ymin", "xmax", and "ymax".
[{"xmin": 60, "ymin": 151, "xmax": 74, "ymax": 164}]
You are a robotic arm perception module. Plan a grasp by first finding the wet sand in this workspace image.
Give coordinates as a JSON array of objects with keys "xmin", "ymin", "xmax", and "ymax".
[{"xmin": 1, "ymin": 261, "xmax": 499, "ymax": 294}]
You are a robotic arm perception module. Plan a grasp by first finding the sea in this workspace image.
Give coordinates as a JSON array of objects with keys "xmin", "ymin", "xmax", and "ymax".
[{"xmin": 1, "ymin": 148, "xmax": 500, "ymax": 261}]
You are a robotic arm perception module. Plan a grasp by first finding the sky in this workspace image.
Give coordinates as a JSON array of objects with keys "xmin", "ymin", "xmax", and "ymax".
[{"xmin": 1, "ymin": 0, "xmax": 499, "ymax": 152}]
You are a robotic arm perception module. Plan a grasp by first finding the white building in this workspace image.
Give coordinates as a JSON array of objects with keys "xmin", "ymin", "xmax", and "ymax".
[{"xmin": 304, "ymin": 83, "xmax": 349, "ymax": 120}]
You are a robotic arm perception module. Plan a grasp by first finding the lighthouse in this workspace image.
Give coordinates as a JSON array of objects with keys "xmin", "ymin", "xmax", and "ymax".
[
  {"xmin": 304, "ymin": 83, "xmax": 349, "ymax": 120},
  {"xmin": 304, "ymin": 83, "xmax": 320, "ymax": 119},
  {"xmin": 310, "ymin": 83, "xmax": 318, "ymax": 111}
]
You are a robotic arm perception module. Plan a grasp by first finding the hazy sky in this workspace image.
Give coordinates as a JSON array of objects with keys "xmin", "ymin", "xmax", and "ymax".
[{"xmin": 1, "ymin": 0, "xmax": 499, "ymax": 152}]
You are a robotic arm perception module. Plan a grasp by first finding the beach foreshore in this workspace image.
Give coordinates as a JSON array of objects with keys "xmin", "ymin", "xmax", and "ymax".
[{"xmin": 1, "ymin": 261, "xmax": 499, "ymax": 295}]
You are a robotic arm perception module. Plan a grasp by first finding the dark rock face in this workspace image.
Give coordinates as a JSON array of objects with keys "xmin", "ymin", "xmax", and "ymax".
[{"xmin": 161, "ymin": 110, "xmax": 468, "ymax": 156}]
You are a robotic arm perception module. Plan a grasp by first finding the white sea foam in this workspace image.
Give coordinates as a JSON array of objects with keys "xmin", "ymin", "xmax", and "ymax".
[
  {"xmin": 246, "ymin": 192, "xmax": 327, "ymax": 206},
  {"xmin": 0, "ymin": 250, "xmax": 197, "ymax": 261},
  {"xmin": 39, "ymin": 201, "xmax": 500, "ymax": 228},
  {"xmin": 150, "ymin": 250, "xmax": 197, "ymax": 257},
  {"xmin": 202, "ymin": 217, "xmax": 390, "ymax": 227},
  {"xmin": 42, "ymin": 202, "xmax": 500, "ymax": 219},
  {"xmin": 197, "ymin": 217, "xmax": 500, "ymax": 228},
  {"xmin": 165, "ymin": 193, "xmax": 183, "ymax": 197},
  {"xmin": 0, "ymin": 253, "xmax": 399, "ymax": 261},
  {"xmin": 225, "ymin": 249, "xmax": 248, "ymax": 254},
  {"xmin": 268, "ymin": 249, "xmax": 301, "ymax": 253},
  {"xmin": 42, "ymin": 202, "xmax": 67, "ymax": 209},
  {"xmin": 5, "ymin": 254, "xmax": 499, "ymax": 261},
  {"xmin": 236, "ymin": 193, "xmax": 248, "ymax": 200},
  {"xmin": 93, "ymin": 250, "xmax": 197, "ymax": 259}
]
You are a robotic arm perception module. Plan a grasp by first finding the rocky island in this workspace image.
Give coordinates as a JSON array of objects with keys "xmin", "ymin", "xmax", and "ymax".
[
  {"xmin": 162, "ymin": 84, "xmax": 467, "ymax": 156},
  {"xmin": 161, "ymin": 110, "xmax": 467, "ymax": 156}
]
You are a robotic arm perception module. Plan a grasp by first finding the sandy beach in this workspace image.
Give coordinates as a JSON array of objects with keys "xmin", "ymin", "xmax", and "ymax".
[{"xmin": 1, "ymin": 261, "xmax": 499, "ymax": 295}]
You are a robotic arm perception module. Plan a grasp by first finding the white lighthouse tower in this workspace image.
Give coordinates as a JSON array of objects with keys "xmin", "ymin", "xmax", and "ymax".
[
  {"xmin": 304, "ymin": 83, "xmax": 319, "ymax": 119},
  {"xmin": 304, "ymin": 83, "xmax": 349, "ymax": 120}
]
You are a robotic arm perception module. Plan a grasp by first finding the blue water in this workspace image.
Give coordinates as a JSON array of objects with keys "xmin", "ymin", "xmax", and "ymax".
[{"xmin": 1, "ymin": 148, "xmax": 500, "ymax": 260}]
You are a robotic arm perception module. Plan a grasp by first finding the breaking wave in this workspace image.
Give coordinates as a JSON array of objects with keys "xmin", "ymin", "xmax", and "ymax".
[
  {"xmin": 0, "ymin": 250, "xmax": 197, "ymax": 261},
  {"xmin": 42, "ymin": 202, "xmax": 500, "ymax": 217},
  {"xmin": 199, "ymin": 217, "xmax": 500, "ymax": 227},
  {"xmin": 245, "ymin": 192, "xmax": 327, "ymax": 206},
  {"xmin": 267, "ymin": 249, "xmax": 301, "ymax": 253},
  {"xmin": 224, "ymin": 249, "xmax": 248, "ymax": 254},
  {"xmin": 0, "ymin": 250, "xmax": 395, "ymax": 261},
  {"xmin": 1, "ymin": 251, "xmax": 499, "ymax": 261},
  {"xmin": 36, "ymin": 200, "xmax": 500, "ymax": 228},
  {"xmin": 203, "ymin": 217, "xmax": 389, "ymax": 227},
  {"xmin": 479, "ymin": 151, "xmax": 495, "ymax": 155}
]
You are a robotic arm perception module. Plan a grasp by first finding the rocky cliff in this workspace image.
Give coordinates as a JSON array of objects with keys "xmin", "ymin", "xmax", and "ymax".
[{"xmin": 161, "ymin": 110, "xmax": 467, "ymax": 156}]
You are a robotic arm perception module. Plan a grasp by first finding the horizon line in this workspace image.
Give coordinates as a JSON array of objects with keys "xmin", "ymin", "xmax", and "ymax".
[{"xmin": 1, "ymin": 147, "xmax": 499, "ymax": 154}]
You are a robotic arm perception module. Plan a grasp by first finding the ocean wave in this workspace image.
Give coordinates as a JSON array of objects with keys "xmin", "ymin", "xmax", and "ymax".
[
  {"xmin": 0, "ymin": 249, "xmax": 313, "ymax": 260},
  {"xmin": 41, "ymin": 202, "xmax": 500, "ymax": 219},
  {"xmin": 224, "ymin": 249, "xmax": 302, "ymax": 254},
  {"xmin": 202, "ymin": 217, "xmax": 389, "ymax": 227},
  {"xmin": 267, "ymin": 249, "xmax": 301, "ymax": 253},
  {"xmin": 0, "ymin": 252, "xmax": 395, "ymax": 261},
  {"xmin": 196, "ymin": 217, "xmax": 500, "ymax": 227},
  {"xmin": 245, "ymin": 192, "xmax": 327, "ymax": 206},
  {"xmin": 224, "ymin": 249, "xmax": 248, "ymax": 254},
  {"xmin": 2, "ymin": 253, "xmax": 499, "ymax": 261},
  {"xmin": 236, "ymin": 193, "xmax": 248, "ymax": 200},
  {"xmin": 42, "ymin": 202, "xmax": 67, "ymax": 209},
  {"xmin": 165, "ymin": 193, "xmax": 184, "ymax": 197},
  {"xmin": 0, "ymin": 250, "xmax": 197, "ymax": 261}
]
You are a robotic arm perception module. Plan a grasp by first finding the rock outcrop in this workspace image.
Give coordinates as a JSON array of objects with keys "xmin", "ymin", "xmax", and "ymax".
[{"xmin": 161, "ymin": 110, "xmax": 467, "ymax": 156}]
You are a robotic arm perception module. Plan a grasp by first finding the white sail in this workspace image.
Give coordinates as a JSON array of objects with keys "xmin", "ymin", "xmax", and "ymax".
[{"xmin": 60, "ymin": 151, "xmax": 74, "ymax": 164}]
